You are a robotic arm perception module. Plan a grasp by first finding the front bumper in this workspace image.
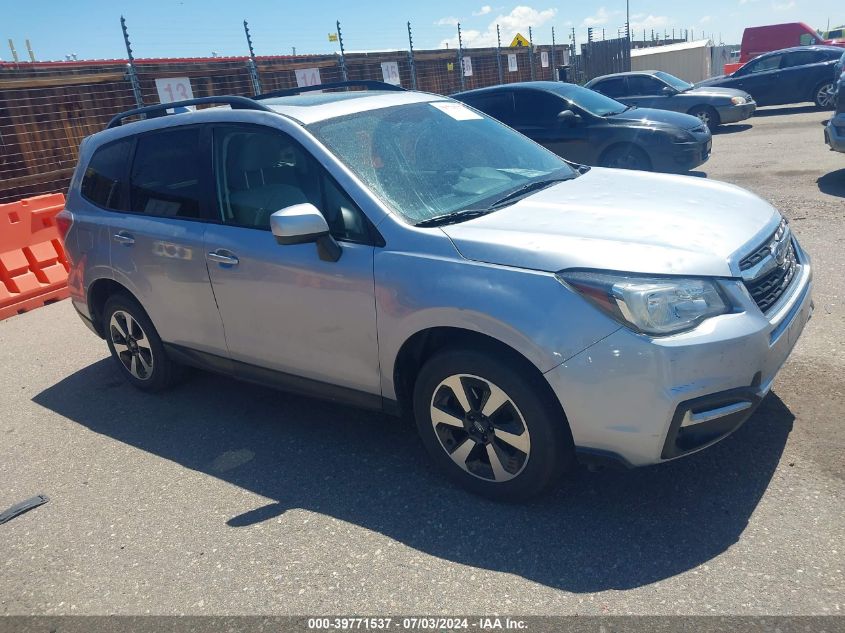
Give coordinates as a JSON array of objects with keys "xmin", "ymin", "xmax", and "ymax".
[
  {"xmin": 716, "ymin": 101, "xmax": 756, "ymax": 124},
  {"xmin": 544, "ymin": 244, "xmax": 813, "ymax": 467},
  {"xmin": 824, "ymin": 116, "xmax": 845, "ymax": 153},
  {"xmin": 655, "ymin": 138, "xmax": 711, "ymax": 173}
]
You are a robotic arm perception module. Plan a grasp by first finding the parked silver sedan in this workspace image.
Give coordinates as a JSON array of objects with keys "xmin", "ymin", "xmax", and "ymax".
[{"xmin": 587, "ymin": 70, "xmax": 756, "ymax": 130}]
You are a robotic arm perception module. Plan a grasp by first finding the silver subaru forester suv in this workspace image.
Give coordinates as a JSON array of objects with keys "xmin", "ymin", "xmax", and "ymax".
[{"xmin": 59, "ymin": 83, "xmax": 813, "ymax": 500}]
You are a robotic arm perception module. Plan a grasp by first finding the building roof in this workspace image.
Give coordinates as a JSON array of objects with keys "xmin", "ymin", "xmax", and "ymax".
[{"xmin": 631, "ymin": 39, "xmax": 711, "ymax": 57}]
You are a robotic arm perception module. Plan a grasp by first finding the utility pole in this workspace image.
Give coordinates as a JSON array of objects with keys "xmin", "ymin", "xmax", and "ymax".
[
  {"xmin": 529, "ymin": 26, "xmax": 535, "ymax": 80},
  {"xmin": 626, "ymin": 0, "xmax": 630, "ymax": 42},
  {"xmin": 120, "ymin": 16, "xmax": 144, "ymax": 109},
  {"xmin": 550, "ymin": 26, "xmax": 556, "ymax": 80},
  {"xmin": 25, "ymin": 39, "xmax": 35, "ymax": 62},
  {"xmin": 496, "ymin": 24, "xmax": 503, "ymax": 84},
  {"xmin": 336, "ymin": 20, "xmax": 348, "ymax": 82},
  {"xmin": 407, "ymin": 21, "xmax": 417, "ymax": 90},
  {"xmin": 243, "ymin": 20, "xmax": 262, "ymax": 95},
  {"xmin": 457, "ymin": 22, "xmax": 466, "ymax": 91}
]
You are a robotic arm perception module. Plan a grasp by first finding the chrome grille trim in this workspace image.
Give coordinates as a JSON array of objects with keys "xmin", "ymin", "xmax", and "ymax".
[{"xmin": 739, "ymin": 219, "xmax": 799, "ymax": 314}]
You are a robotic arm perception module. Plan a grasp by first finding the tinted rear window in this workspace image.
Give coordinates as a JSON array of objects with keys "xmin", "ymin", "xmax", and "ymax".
[
  {"xmin": 80, "ymin": 139, "xmax": 133, "ymax": 211},
  {"xmin": 129, "ymin": 128, "xmax": 203, "ymax": 218}
]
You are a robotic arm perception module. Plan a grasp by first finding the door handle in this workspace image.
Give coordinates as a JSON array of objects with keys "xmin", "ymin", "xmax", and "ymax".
[
  {"xmin": 113, "ymin": 231, "xmax": 135, "ymax": 246},
  {"xmin": 207, "ymin": 250, "xmax": 239, "ymax": 266}
]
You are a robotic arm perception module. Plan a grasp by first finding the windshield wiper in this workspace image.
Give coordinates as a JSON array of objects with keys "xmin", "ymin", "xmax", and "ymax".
[
  {"xmin": 415, "ymin": 208, "xmax": 496, "ymax": 227},
  {"xmin": 485, "ymin": 177, "xmax": 574, "ymax": 210}
]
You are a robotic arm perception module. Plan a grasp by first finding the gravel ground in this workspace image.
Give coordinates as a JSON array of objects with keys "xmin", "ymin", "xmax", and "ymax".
[{"xmin": 1, "ymin": 104, "xmax": 843, "ymax": 616}]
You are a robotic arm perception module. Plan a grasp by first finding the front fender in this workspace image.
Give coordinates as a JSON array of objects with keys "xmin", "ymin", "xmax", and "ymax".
[{"xmin": 374, "ymin": 249, "xmax": 620, "ymax": 400}]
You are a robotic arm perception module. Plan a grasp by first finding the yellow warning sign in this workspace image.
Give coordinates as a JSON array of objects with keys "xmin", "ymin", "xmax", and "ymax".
[
  {"xmin": 510, "ymin": 33, "xmax": 530, "ymax": 47},
  {"xmin": 328, "ymin": 33, "xmax": 338, "ymax": 42}
]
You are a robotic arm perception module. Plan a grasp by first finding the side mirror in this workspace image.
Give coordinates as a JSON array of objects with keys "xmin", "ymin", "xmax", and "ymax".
[
  {"xmin": 557, "ymin": 109, "xmax": 582, "ymax": 127},
  {"xmin": 661, "ymin": 85, "xmax": 677, "ymax": 96},
  {"xmin": 270, "ymin": 203, "xmax": 341, "ymax": 262}
]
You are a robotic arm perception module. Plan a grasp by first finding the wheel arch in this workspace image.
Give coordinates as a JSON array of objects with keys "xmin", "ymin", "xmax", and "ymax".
[
  {"xmin": 391, "ymin": 327, "xmax": 571, "ymax": 439},
  {"xmin": 87, "ymin": 278, "xmax": 142, "ymax": 337},
  {"xmin": 598, "ymin": 141, "xmax": 653, "ymax": 170}
]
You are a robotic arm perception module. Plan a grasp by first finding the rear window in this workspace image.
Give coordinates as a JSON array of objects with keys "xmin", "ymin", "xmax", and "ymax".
[
  {"xmin": 129, "ymin": 128, "xmax": 204, "ymax": 218},
  {"xmin": 80, "ymin": 139, "xmax": 133, "ymax": 211}
]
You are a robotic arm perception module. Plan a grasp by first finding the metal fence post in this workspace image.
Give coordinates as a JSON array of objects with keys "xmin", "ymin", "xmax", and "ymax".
[
  {"xmin": 337, "ymin": 20, "xmax": 349, "ymax": 82},
  {"xmin": 496, "ymin": 24, "xmax": 503, "ymax": 84},
  {"xmin": 529, "ymin": 26, "xmax": 535, "ymax": 81},
  {"xmin": 550, "ymin": 26, "xmax": 556, "ymax": 80},
  {"xmin": 120, "ymin": 16, "xmax": 144, "ymax": 109},
  {"xmin": 457, "ymin": 23, "xmax": 465, "ymax": 91},
  {"xmin": 407, "ymin": 21, "xmax": 418, "ymax": 90},
  {"xmin": 243, "ymin": 20, "xmax": 262, "ymax": 96}
]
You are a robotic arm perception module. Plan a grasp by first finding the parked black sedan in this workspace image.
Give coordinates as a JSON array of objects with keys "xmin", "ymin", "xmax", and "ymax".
[
  {"xmin": 453, "ymin": 82, "xmax": 712, "ymax": 173},
  {"xmin": 697, "ymin": 45, "xmax": 843, "ymax": 109},
  {"xmin": 585, "ymin": 70, "xmax": 755, "ymax": 130}
]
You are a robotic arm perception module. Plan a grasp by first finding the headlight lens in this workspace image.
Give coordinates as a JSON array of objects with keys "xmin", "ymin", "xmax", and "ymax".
[
  {"xmin": 731, "ymin": 96, "xmax": 746, "ymax": 105},
  {"xmin": 558, "ymin": 271, "xmax": 731, "ymax": 336}
]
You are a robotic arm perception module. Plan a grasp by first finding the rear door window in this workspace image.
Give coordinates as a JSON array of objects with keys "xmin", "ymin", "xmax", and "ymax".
[
  {"xmin": 591, "ymin": 77, "xmax": 627, "ymax": 98},
  {"xmin": 461, "ymin": 93, "xmax": 515, "ymax": 124},
  {"xmin": 128, "ymin": 127, "xmax": 206, "ymax": 219},
  {"xmin": 781, "ymin": 51, "xmax": 823, "ymax": 68},
  {"xmin": 80, "ymin": 139, "xmax": 133, "ymax": 211},
  {"xmin": 512, "ymin": 91, "xmax": 566, "ymax": 127},
  {"xmin": 626, "ymin": 75, "xmax": 664, "ymax": 95}
]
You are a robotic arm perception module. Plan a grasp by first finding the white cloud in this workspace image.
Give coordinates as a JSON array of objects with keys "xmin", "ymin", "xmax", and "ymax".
[
  {"xmin": 630, "ymin": 14, "xmax": 671, "ymax": 32},
  {"xmin": 581, "ymin": 7, "xmax": 619, "ymax": 28},
  {"xmin": 435, "ymin": 16, "xmax": 460, "ymax": 26},
  {"xmin": 772, "ymin": 0, "xmax": 795, "ymax": 10},
  {"xmin": 700, "ymin": 15, "xmax": 712, "ymax": 23},
  {"xmin": 440, "ymin": 5, "xmax": 557, "ymax": 48},
  {"xmin": 473, "ymin": 5, "xmax": 493, "ymax": 16}
]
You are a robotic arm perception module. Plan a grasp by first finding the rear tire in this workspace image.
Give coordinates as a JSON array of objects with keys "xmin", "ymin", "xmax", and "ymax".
[
  {"xmin": 814, "ymin": 81, "xmax": 835, "ymax": 109},
  {"xmin": 413, "ymin": 348, "xmax": 573, "ymax": 501},
  {"xmin": 688, "ymin": 105, "xmax": 720, "ymax": 130},
  {"xmin": 599, "ymin": 144, "xmax": 652, "ymax": 171},
  {"xmin": 103, "ymin": 294, "xmax": 182, "ymax": 392}
]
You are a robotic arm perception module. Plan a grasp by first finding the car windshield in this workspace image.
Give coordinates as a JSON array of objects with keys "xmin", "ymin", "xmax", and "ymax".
[
  {"xmin": 654, "ymin": 71, "xmax": 693, "ymax": 91},
  {"xmin": 553, "ymin": 85, "xmax": 628, "ymax": 117},
  {"xmin": 307, "ymin": 101, "xmax": 576, "ymax": 224}
]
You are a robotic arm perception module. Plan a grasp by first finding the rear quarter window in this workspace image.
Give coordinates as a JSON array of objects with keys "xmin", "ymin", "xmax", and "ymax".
[{"xmin": 80, "ymin": 138, "xmax": 133, "ymax": 211}]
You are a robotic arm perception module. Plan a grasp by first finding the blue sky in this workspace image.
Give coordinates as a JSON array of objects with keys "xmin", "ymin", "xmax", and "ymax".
[{"xmin": 0, "ymin": 0, "xmax": 842, "ymax": 61}]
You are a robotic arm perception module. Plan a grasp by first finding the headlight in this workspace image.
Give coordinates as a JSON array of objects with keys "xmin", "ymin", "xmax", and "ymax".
[
  {"xmin": 558, "ymin": 271, "xmax": 731, "ymax": 336},
  {"xmin": 668, "ymin": 129, "xmax": 695, "ymax": 142},
  {"xmin": 731, "ymin": 96, "xmax": 746, "ymax": 105}
]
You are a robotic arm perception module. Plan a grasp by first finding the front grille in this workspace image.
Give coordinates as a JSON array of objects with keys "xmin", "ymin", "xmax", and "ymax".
[{"xmin": 740, "ymin": 219, "xmax": 799, "ymax": 313}]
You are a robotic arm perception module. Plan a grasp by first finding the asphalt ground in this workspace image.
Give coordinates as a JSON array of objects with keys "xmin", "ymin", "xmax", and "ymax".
[{"xmin": 1, "ymin": 104, "xmax": 843, "ymax": 616}]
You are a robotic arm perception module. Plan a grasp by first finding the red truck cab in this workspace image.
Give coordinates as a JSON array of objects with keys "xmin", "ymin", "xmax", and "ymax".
[
  {"xmin": 741, "ymin": 23, "xmax": 844, "ymax": 62},
  {"xmin": 724, "ymin": 22, "xmax": 845, "ymax": 74}
]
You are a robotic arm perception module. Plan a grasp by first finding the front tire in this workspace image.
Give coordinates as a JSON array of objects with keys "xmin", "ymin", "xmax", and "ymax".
[
  {"xmin": 599, "ymin": 144, "xmax": 652, "ymax": 171},
  {"xmin": 814, "ymin": 81, "xmax": 835, "ymax": 109},
  {"xmin": 688, "ymin": 105, "xmax": 720, "ymax": 130},
  {"xmin": 103, "ymin": 294, "xmax": 181, "ymax": 392},
  {"xmin": 413, "ymin": 348, "xmax": 573, "ymax": 501}
]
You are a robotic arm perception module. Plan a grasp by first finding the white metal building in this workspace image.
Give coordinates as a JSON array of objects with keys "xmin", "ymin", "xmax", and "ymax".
[{"xmin": 631, "ymin": 39, "xmax": 713, "ymax": 83}]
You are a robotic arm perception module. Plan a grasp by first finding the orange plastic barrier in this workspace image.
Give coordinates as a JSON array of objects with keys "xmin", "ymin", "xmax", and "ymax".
[
  {"xmin": 724, "ymin": 62, "xmax": 743, "ymax": 76},
  {"xmin": 0, "ymin": 193, "xmax": 69, "ymax": 321}
]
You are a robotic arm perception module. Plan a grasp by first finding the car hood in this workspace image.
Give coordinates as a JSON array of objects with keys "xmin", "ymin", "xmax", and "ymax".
[
  {"xmin": 686, "ymin": 86, "xmax": 750, "ymax": 100},
  {"xmin": 605, "ymin": 106, "xmax": 702, "ymax": 130},
  {"xmin": 696, "ymin": 75, "xmax": 731, "ymax": 87},
  {"xmin": 441, "ymin": 168, "xmax": 780, "ymax": 277}
]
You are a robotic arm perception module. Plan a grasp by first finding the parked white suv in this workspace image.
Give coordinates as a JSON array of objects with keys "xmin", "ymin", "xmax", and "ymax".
[{"xmin": 59, "ymin": 84, "xmax": 813, "ymax": 500}]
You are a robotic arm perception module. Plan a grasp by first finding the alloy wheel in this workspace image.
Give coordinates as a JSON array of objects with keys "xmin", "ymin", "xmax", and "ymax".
[
  {"xmin": 429, "ymin": 374, "xmax": 531, "ymax": 482},
  {"xmin": 817, "ymin": 83, "xmax": 834, "ymax": 109},
  {"xmin": 109, "ymin": 310, "xmax": 154, "ymax": 380},
  {"xmin": 695, "ymin": 110, "xmax": 711, "ymax": 126}
]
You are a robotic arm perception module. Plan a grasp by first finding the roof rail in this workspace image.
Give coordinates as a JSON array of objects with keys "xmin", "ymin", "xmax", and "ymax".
[
  {"xmin": 106, "ymin": 96, "xmax": 273, "ymax": 129},
  {"xmin": 255, "ymin": 80, "xmax": 405, "ymax": 100}
]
